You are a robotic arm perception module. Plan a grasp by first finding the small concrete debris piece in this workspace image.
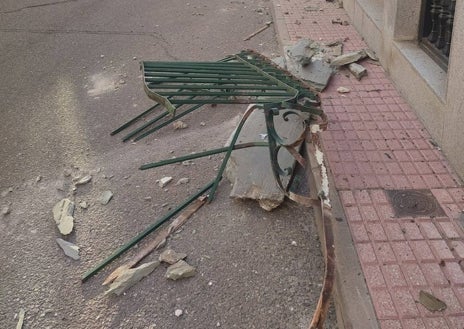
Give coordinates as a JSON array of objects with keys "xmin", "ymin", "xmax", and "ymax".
[
  {"xmin": 419, "ymin": 290, "xmax": 447, "ymax": 312},
  {"xmin": 159, "ymin": 249, "xmax": 187, "ymax": 265},
  {"xmin": 16, "ymin": 308, "xmax": 25, "ymax": 329},
  {"xmin": 56, "ymin": 238, "xmax": 80, "ymax": 260},
  {"xmin": 1, "ymin": 188, "xmax": 12, "ymax": 197},
  {"xmin": 105, "ymin": 261, "xmax": 160, "ymax": 296},
  {"xmin": 331, "ymin": 18, "xmax": 349, "ymax": 25},
  {"xmin": 52, "ymin": 198, "xmax": 75, "ymax": 235},
  {"xmin": 159, "ymin": 177, "xmax": 173, "ymax": 188},
  {"xmin": 325, "ymin": 43, "xmax": 343, "ymax": 57},
  {"xmin": 337, "ymin": 86, "xmax": 351, "ymax": 93},
  {"xmin": 365, "ymin": 48, "xmax": 379, "ymax": 61},
  {"xmin": 75, "ymin": 175, "xmax": 92, "ymax": 186},
  {"xmin": 166, "ymin": 260, "xmax": 196, "ymax": 280},
  {"xmin": 304, "ymin": 5, "xmax": 320, "ymax": 11},
  {"xmin": 330, "ymin": 49, "xmax": 367, "ymax": 67},
  {"xmin": 174, "ymin": 309, "xmax": 183, "ymax": 317},
  {"xmin": 175, "ymin": 177, "xmax": 190, "ymax": 185},
  {"xmin": 348, "ymin": 63, "xmax": 367, "ymax": 80},
  {"xmin": 100, "ymin": 190, "xmax": 113, "ymax": 205},
  {"xmin": 173, "ymin": 121, "xmax": 188, "ymax": 130},
  {"xmin": 2, "ymin": 205, "xmax": 11, "ymax": 215},
  {"xmin": 79, "ymin": 201, "xmax": 89, "ymax": 209}
]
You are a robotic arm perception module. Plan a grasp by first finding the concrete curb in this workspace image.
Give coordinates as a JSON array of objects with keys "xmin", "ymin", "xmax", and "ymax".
[{"xmin": 269, "ymin": 1, "xmax": 380, "ymax": 327}]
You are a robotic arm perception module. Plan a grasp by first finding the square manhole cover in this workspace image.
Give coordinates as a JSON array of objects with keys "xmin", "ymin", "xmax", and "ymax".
[{"xmin": 386, "ymin": 189, "xmax": 446, "ymax": 218}]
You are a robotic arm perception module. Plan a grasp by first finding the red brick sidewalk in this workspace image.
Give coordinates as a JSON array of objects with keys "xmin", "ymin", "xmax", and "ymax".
[{"xmin": 271, "ymin": 0, "xmax": 464, "ymax": 328}]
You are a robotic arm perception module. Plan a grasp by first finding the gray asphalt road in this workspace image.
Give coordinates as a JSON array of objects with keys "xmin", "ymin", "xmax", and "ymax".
[{"xmin": 0, "ymin": 1, "xmax": 337, "ymax": 328}]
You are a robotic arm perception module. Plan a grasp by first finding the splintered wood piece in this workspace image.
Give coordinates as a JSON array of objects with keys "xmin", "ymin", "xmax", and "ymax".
[{"xmin": 102, "ymin": 196, "xmax": 207, "ymax": 285}]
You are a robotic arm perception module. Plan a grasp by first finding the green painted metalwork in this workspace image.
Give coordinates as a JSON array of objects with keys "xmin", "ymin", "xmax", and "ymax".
[
  {"xmin": 140, "ymin": 142, "xmax": 269, "ymax": 170},
  {"xmin": 111, "ymin": 50, "xmax": 321, "ymax": 142},
  {"xmin": 83, "ymin": 51, "xmax": 325, "ymax": 282}
]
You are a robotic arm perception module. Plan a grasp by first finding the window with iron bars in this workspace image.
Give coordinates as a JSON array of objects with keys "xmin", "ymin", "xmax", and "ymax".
[{"xmin": 420, "ymin": 0, "xmax": 456, "ymax": 70}]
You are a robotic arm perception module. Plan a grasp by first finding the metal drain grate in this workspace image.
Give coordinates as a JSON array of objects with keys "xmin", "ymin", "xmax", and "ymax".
[{"xmin": 386, "ymin": 189, "xmax": 445, "ymax": 218}]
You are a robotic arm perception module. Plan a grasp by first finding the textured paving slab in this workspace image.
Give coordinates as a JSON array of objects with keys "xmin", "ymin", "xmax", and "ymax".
[{"xmin": 271, "ymin": 0, "xmax": 464, "ymax": 328}]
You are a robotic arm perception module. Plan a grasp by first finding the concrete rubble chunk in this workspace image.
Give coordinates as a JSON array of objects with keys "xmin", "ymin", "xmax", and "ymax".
[
  {"xmin": 2, "ymin": 205, "xmax": 11, "ymax": 215},
  {"xmin": 330, "ymin": 49, "xmax": 367, "ymax": 67},
  {"xmin": 326, "ymin": 44, "xmax": 343, "ymax": 57},
  {"xmin": 159, "ymin": 249, "xmax": 187, "ymax": 265},
  {"xmin": 337, "ymin": 86, "xmax": 351, "ymax": 93},
  {"xmin": 100, "ymin": 190, "xmax": 113, "ymax": 205},
  {"xmin": 348, "ymin": 63, "xmax": 367, "ymax": 80},
  {"xmin": 174, "ymin": 309, "xmax": 183, "ymax": 317},
  {"xmin": 284, "ymin": 39, "xmax": 333, "ymax": 91},
  {"xmin": 365, "ymin": 48, "xmax": 379, "ymax": 61},
  {"xmin": 79, "ymin": 201, "xmax": 89, "ymax": 209},
  {"xmin": 304, "ymin": 5, "xmax": 320, "ymax": 11},
  {"xmin": 75, "ymin": 175, "xmax": 92, "ymax": 186},
  {"xmin": 166, "ymin": 260, "xmax": 196, "ymax": 280},
  {"xmin": 285, "ymin": 39, "xmax": 316, "ymax": 66},
  {"xmin": 173, "ymin": 121, "xmax": 188, "ymax": 130},
  {"xmin": 225, "ymin": 109, "xmax": 306, "ymax": 210},
  {"xmin": 159, "ymin": 177, "xmax": 173, "ymax": 187},
  {"xmin": 56, "ymin": 238, "xmax": 80, "ymax": 260},
  {"xmin": 105, "ymin": 261, "xmax": 160, "ymax": 296},
  {"xmin": 52, "ymin": 198, "xmax": 75, "ymax": 235},
  {"xmin": 175, "ymin": 178, "xmax": 189, "ymax": 185}
]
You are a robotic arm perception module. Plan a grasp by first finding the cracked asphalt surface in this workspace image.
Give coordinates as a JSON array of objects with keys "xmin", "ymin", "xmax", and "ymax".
[{"xmin": 0, "ymin": 0, "xmax": 337, "ymax": 328}]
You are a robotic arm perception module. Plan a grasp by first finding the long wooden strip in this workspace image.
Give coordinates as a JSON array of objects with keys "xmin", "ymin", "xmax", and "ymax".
[{"xmin": 102, "ymin": 196, "xmax": 207, "ymax": 285}]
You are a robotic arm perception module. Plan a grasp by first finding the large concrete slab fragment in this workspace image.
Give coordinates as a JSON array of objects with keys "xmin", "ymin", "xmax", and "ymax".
[{"xmin": 225, "ymin": 108, "xmax": 308, "ymax": 211}]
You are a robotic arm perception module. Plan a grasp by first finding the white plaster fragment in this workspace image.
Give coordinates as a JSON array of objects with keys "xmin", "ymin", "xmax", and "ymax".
[{"xmin": 315, "ymin": 146, "xmax": 331, "ymax": 207}]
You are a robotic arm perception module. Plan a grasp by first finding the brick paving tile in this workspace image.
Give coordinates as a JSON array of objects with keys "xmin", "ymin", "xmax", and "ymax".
[
  {"xmin": 437, "ymin": 220, "xmax": 464, "ymax": 239},
  {"xmin": 370, "ymin": 289, "xmax": 398, "ymax": 319},
  {"xmin": 401, "ymin": 263, "xmax": 428, "ymax": 287},
  {"xmin": 401, "ymin": 222, "xmax": 424, "ymax": 240},
  {"xmin": 382, "ymin": 264, "xmax": 408, "ymax": 288},
  {"xmin": 443, "ymin": 263, "xmax": 464, "ymax": 285},
  {"xmin": 430, "ymin": 240, "xmax": 456, "ymax": 261},
  {"xmin": 363, "ymin": 264, "xmax": 387, "ymax": 289},
  {"xmin": 383, "ymin": 222, "xmax": 406, "ymax": 241},
  {"xmin": 390, "ymin": 287, "xmax": 420, "ymax": 318},
  {"xmin": 379, "ymin": 319, "xmax": 402, "ymax": 329},
  {"xmin": 451, "ymin": 241, "xmax": 464, "ymax": 259},
  {"xmin": 410, "ymin": 241, "xmax": 436, "ymax": 262},
  {"xmin": 418, "ymin": 221, "xmax": 443, "ymax": 240},
  {"xmin": 446, "ymin": 316, "xmax": 464, "ymax": 328},
  {"xmin": 421, "ymin": 263, "xmax": 450, "ymax": 286},
  {"xmin": 401, "ymin": 318, "xmax": 426, "ymax": 329},
  {"xmin": 423, "ymin": 317, "xmax": 450, "ymax": 329}
]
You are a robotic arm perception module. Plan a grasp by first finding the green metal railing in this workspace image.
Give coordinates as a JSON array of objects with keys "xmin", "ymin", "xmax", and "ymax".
[{"xmin": 83, "ymin": 50, "xmax": 325, "ymax": 282}]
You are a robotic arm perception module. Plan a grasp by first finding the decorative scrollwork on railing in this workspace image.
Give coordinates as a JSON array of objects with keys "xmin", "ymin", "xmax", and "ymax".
[{"xmin": 264, "ymin": 106, "xmax": 308, "ymax": 192}]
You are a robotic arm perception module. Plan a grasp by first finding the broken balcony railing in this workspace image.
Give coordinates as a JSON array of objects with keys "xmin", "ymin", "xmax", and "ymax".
[
  {"xmin": 86, "ymin": 50, "xmax": 334, "ymax": 328},
  {"xmin": 111, "ymin": 50, "xmax": 324, "ymax": 200},
  {"xmin": 85, "ymin": 49, "xmax": 335, "ymax": 329}
]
